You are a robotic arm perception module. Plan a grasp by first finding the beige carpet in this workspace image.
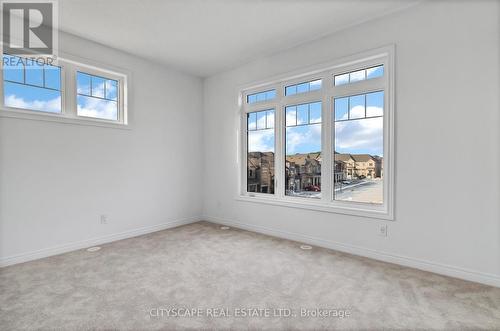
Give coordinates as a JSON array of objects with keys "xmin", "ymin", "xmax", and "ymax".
[{"xmin": 1, "ymin": 221, "xmax": 499, "ymax": 330}]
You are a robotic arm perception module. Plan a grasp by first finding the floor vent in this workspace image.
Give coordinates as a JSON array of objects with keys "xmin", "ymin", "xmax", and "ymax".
[
  {"xmin": 300, "ymin": 245, "xmax": 312, "ymax": 250},
  {"xmin": 86, "ymin": 246, "xmax": 101, "ymax": 252},
  {"xmin": 220, "ymin": 226, "xmax": 230, "ymax": 230}
]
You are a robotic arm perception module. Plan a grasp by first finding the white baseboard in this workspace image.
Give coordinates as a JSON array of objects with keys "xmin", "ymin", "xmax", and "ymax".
[
  {"xmin": 202, "ymin": 215, "xmax": 500, "ymax": 288},
  {"xmin": 0, "ymin": 216, "xmax": 199, "ymax": 268}
]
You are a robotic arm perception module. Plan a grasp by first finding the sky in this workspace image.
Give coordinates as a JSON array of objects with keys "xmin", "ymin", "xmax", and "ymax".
[
  {"xmin": 248, "ymin": 94, "xmax": 384, "ymax": 157},
  {"xmin": 3, "ymin": 55, "xmax": 118, "ymax": 120}
]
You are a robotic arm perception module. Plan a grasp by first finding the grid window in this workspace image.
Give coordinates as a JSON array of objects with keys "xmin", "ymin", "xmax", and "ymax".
[
  {"xmin": 285, "ymin": 101, "xmax": 322, "ymax": 199},
  {"xmin": 2, "ymin": 54, "xmax": 62, "ymax": 113},
  {"xmin": 247, "ymin": 89, "xmax": 276, "ymax": 104},
  {"xmin": 334, "ymin": 65, "xmax": 384, "ymax": 86},
  {"xmin": 334, "ymin": 91, "xmax": 384, "ymax": 122},
  {"xmin": 334, "ymin": 91, "xmax": 384, "ymax": 204},
  {"xmin": 285, "ymin": 79, "xmax": 322, "ymax": 96},
  {"xmin": 247, "ymin": 109, "xmax": 275, "ymax": 194},
  {"xmin": 240, "ymin": 50, "xmax": 392, "ymax": 219},
  {"xmin": 77, "ymin": 71, "xmax": 119, "ymax": 121}
]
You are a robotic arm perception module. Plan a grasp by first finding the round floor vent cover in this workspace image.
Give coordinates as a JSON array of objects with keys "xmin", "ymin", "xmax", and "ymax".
[
  {"xmin": 87, "ymin": 246, "xmax": 101, "ymax": 252},
  {"xmin": 300, "ymin": 245, "xmax": 312, "ymax": 250},
  {"xmin": 220, "ymin": 226, "xmax": 230, "ymax": 230}
]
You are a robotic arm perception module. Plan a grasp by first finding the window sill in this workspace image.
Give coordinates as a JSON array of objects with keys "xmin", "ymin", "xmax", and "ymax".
[
  {"xmin": 0, "ymin": 107, "xmax": 131, "ymax": 130},
  {"xmin": 236, "ymin": 194, "xmax": 394, "ymax": 221}
]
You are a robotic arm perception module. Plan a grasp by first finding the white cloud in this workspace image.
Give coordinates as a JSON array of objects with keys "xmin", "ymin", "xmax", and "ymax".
[
  {"xmin": 77, "ymin": 96, "xmax": 117, "ymax": 120},
  {"xmin": 77, "ymin": 80, "xmax": 117, "ymax": 100},
  {"xmin": 335, "ymin": 116, "xmax": 383, "ymax": 156},
  {"xmin": 286, "ymin": 124, "xmax": 321, "ymax": 154},
  {"xmin": 5, "ymin": 94, "xmax": 61, "ymax": 113},
  {"xmin": 248, "ymin": 129, "xmax": 274, "ymax": 152}
]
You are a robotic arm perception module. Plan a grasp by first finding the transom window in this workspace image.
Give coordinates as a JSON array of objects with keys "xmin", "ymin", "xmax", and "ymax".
[
  {"xmin": 2, "ymin": 54, "xmax": 62, "ymax": 113},
  {"xmin": 334, "ymin": 65, "xmax": 383, "ymax": 86},
  {"xmin": 77, "ymin": 72, "xmax": 119, "ymax": 121},
  {"xmin": 240, "ymin": 47, "xmax": 394, "ymax": 220},
  {"xmin": 247, "ymin": 89, "xmax": 276, "ymax": 104},
  {"xmin": 285, "ymin": 79, "xmax": 321, "ymax": 96},
  {"xmin": 1, "ymin": 54, "xmax": 128, "ymax": 126}
]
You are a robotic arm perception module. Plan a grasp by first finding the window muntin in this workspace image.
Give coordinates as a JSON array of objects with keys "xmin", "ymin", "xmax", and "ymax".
[
  {"xmin": 247, "ymin": 89, "xmax": 276, "ymax": 104},
  {"xmin": 334, "ymin": 91, "xmax": 384, "ymax": 121},
  {"xmin": 334, "ymin": 65, "xmax": 384, "ymax": 86},
  {"xmin": 247, "ymin": 109, "xmax": 275, "ymax": 194},
  {"xmin": 240, "ymin": 50, "xmax": 392, "ymax": 219},
  {"xmin": 2, "ymin": 54, "xmax": 62, "ymax": 113},
  {"xmin": 334, "ymin": 91, "xmax": 384, "ymax": 204},
  {"xmin": 76, "ymin": 71, "xmax": 119, "ymax": 121},
  {"xmin": 285, "ymin": 79, "xmax": 322, "ymax": 96},
  {"xmin": 285, "ymin": 101, "xmax": 322, "ymax": 199}
]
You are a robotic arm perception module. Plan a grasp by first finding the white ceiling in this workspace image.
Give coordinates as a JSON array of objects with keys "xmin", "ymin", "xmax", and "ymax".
[{"xmin": 59, "ymin": 0, "xmax": 418, "ymax": 77}]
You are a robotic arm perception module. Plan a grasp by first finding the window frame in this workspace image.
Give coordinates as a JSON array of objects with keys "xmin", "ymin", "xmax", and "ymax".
[
  {"xmin": 0, "ymin": 51, "xmax": 130, "ymax": 129},
  {"xmin": 238, "ymin": 46, "xmax": 395, "ymax": 220}
]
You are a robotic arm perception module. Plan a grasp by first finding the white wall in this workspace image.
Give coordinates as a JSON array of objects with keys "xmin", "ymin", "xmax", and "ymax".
[
  {"xmin": 0, "ymin": 32, "xmax": 204, "ymax": 264},
  {"xmin": 202, "ymin": 1, "xmax": 500, "ymax": 286}
]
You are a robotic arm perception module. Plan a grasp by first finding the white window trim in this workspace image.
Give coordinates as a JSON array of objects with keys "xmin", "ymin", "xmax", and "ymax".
[
  {"xmin": 0, "ymin": 50, "xmax": 131, "ymax": 130},
  {"xmin": 237, "ymin": 45, "xmax": 395, "ymax": 220}
]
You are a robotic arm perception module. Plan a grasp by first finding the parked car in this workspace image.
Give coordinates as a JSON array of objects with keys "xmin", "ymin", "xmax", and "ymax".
[{"xmin": 304, "ymin": 185, "xmax": 321, "ymax": 192}]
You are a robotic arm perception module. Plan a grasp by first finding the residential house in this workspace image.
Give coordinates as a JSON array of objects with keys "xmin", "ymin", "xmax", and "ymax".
[
  {"xmin": 247, "ymin": 152, "xmax": 275, "ymax": 193},
  {"xmin": 285, "ymin": 152, "xmax": 322, "ymax": 192},
  {"xmin": 334, "ymin": 153, "xmax": 383, "ymax": 181}
]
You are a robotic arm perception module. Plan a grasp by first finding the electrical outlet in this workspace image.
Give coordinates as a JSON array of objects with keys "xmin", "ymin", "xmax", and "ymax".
[
  {"xmin": 379, "ymin": 224, "xmax": 388, "ymax": 237},
  {"xmin": 100, "ymin": 215, "xmax": 108, "ymax": 224}
]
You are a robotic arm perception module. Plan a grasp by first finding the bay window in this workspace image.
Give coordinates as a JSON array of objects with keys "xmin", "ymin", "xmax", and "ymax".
[{"xmin": 239, "ymin": 46, "xmax": 394, "ymax": 220}]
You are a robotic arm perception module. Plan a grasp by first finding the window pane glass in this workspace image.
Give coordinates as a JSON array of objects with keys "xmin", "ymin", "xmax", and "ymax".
[
  {"xmin": 25, "ymin": 65, "xmax": 43, "ymax": 86},
  {"xmin": 310, "ymin": 79, "xmax": 322, "ymax": 91},
  {"xmin": 77, "ymin": 72, "xmax": 120, "ymax": 121},
  {"xmin": 3, "ymin": 54, "xmax": 24, "ymax": 83},
  {"xmin": 297, "ymin": 82, "xmax": 308, "ymax": 94},
  {"xmin": 77, "ymin": 95, "xmax": 118, "ymax": 120},
  {"xmin": 285, "ymin": 85, "xmax": 296, "ymax": 96},
  {"xmin": 247, "ymin": 112, "xmax": 257, "ymax": 130},
  {"xmin": 256, "ymin": 111, "xmax": 266, "ymax": 130},
  {"xmin": 77, "ymin": 72, "xmax": 91, "ymax": 95},
  {"xmin": 285, "ymin": 101, "xmax": 322, "ymax": 199},
  {"xmin": 334, "ymin": 73, "xmax": 349, "ymax": 86},
  {"xmin": 296, "ymin": 104, "xmax": 308, "ymax": 125},
  {"xmin": 349, "ymin": 94, "xmax": 365, "ymax": 119},
  {"xmin": 266, "ymin": 110, "xmax": 274, "ymax": 128},
  {"xmin": 105, "ymin": 79, "xmax": 118, "ymax": 101},
  {"xmin": 91, "ymin": 76, "xmax": 105, "ymax": 98},
  {"xmin": 366, "ymin": 65, "xmax": 384, "ymax": 79},
  {"xmin": 247, "ymin": 94, "xmax": 257, "ymax": 103},
  {"xmin": 248, "ymin": 110, "xmax": 275, "ymax": 194},
  {"xmin": 334, "ymin": 117, "xmax": 383, "ymax": 204},
  {"xmin": 286, "ymin": 80, "xmax": 321, "ymax": 95},
  {"xmin": 366, "ymin": 91, "xmax": 384, "ymax": 117},
  {"xmin": 334, "ymin": 97, "xmax": 348, "ymax": 121},
  {"xmin": 309, "ymin": 101, "xmax": 321, "ymax": 123},
  {"xmin": 349, "ymin": 69, "xmax": 365, "ymax": 83},
  {"xmin": 285, "ymin": 106, "xmax": 296, "ymax": 126},
  {"xmin": 335, "ymin": 65, "xmax": 384, "ymax": 86},
  {"xmin": 4, "ymin": 81, "xmax": 61, "ymax": 113},
  {"xmin": 44, "ymin": 65, "xmax": 61, "ymax": 90},
  {"xmin": 265, "ymin": 90, "xmax": 276, "ymax": 100}
]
